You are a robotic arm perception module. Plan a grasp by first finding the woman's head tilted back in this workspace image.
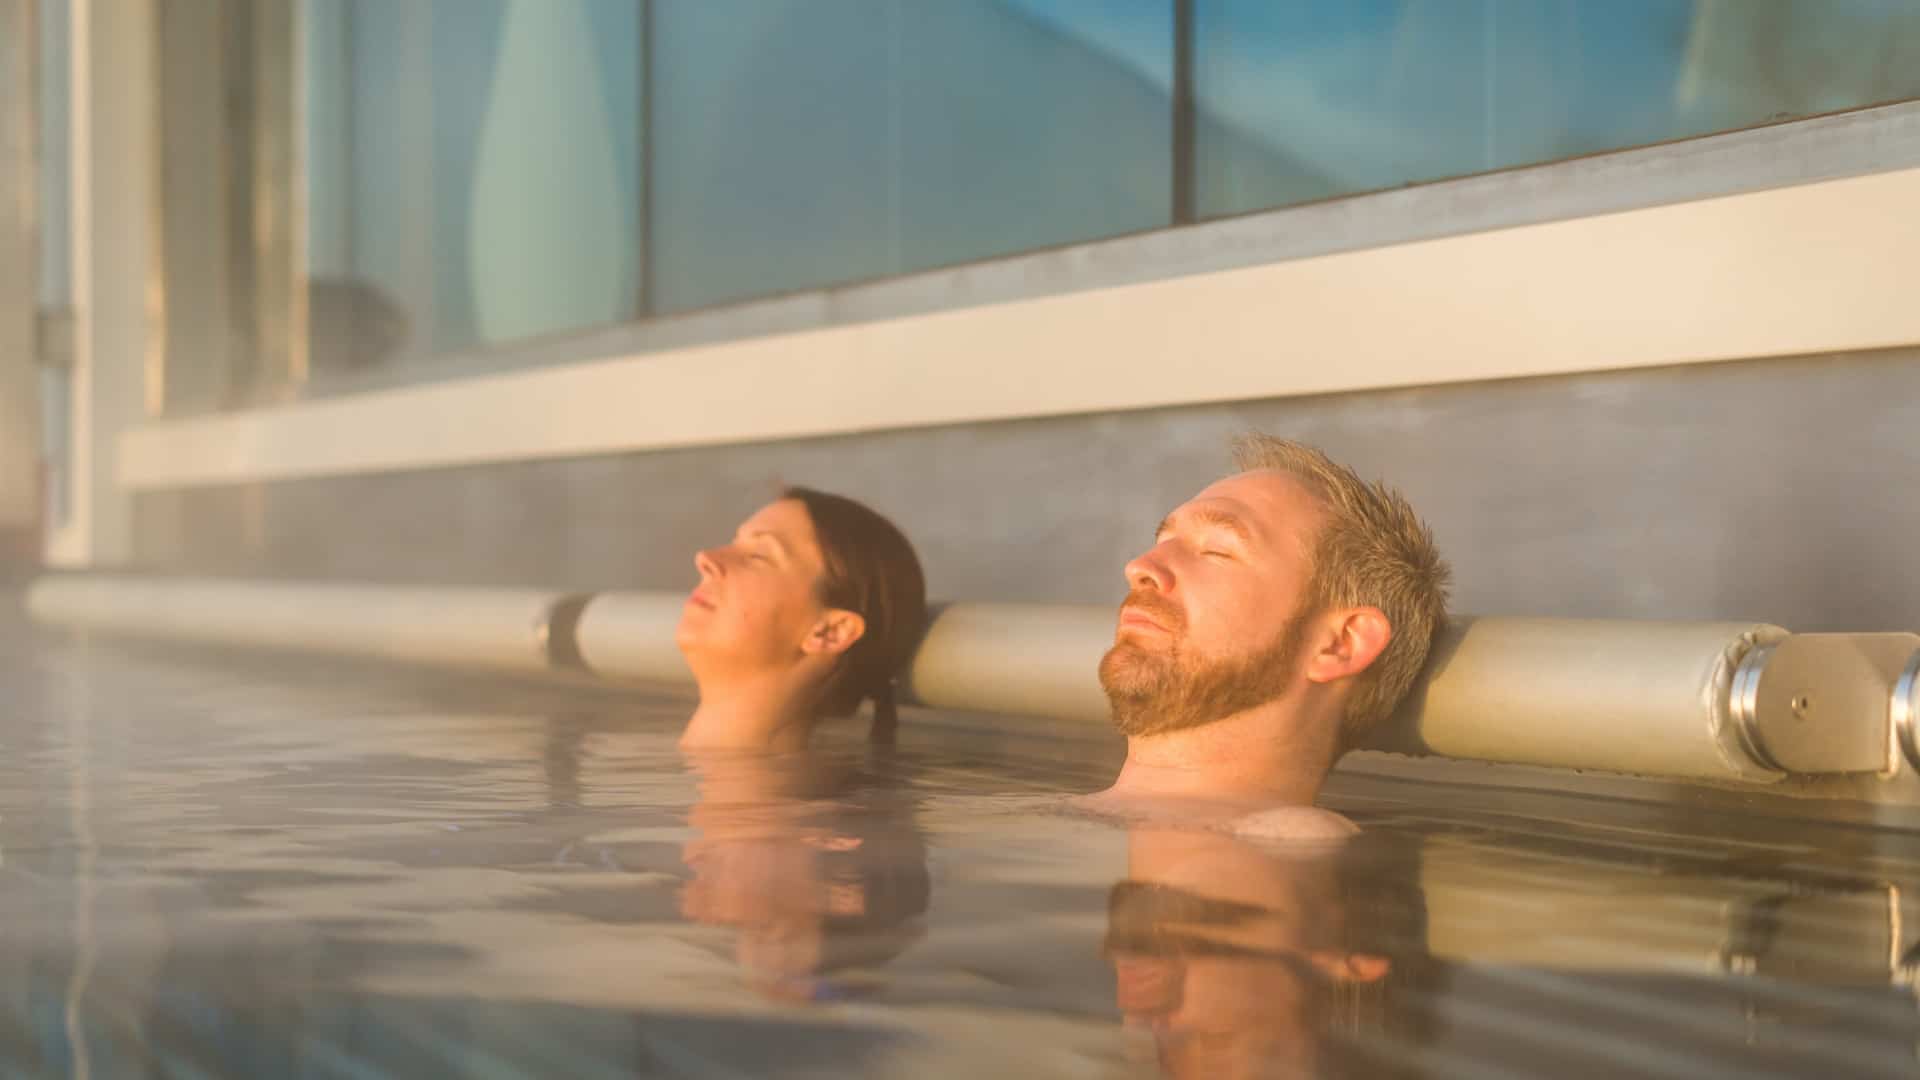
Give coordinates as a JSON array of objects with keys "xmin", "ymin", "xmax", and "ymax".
[
  {"xmin": 785, "ymin": 488, "xmax": 929, "ymax": 738},
  {"xmin": 676, "ymin": 488, "xmax": 927, "ymax": 748}
]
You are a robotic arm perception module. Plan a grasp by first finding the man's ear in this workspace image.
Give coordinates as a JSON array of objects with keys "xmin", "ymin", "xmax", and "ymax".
[
  {"xmin": 1303, "ymin": 606, "xmax": 1391, "ymax": 685},
  {"xmin": 801, "ymin": 609, "xmax": 867, "ymax": 658}
]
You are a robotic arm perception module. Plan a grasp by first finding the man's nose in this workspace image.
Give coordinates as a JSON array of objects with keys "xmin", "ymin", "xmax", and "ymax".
[{"xmin": 1124, "ymin": 546, "xmax": 1173, "ymax": 593}]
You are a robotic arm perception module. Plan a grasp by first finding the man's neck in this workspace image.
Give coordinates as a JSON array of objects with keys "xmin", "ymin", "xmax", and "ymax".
[
  {"xmin": 1102, "ymin": 695, "xmax": 1343, "ymax": 810},
  {"xmin": 680, "ymin": 671, "xmax": 824, "ymax": 752}
]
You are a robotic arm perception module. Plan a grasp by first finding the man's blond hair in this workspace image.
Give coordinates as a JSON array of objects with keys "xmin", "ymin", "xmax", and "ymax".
[{"xmin": 1232, "ymin": 435, "xmax": 1451, "ymax": 745}]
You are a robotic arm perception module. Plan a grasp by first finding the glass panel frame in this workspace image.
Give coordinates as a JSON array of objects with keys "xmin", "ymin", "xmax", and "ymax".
[
  {"xmin": 1191, "ymin": 0, "xmax": 1920, "ymax": 222},
  {"xmin": 141, "ymin": 0, "xmax": 1920, "ymax": 414}
]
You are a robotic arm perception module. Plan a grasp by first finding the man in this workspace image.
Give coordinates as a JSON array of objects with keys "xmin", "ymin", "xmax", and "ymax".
[
  {"xmin": 1088, "ymin": 435, "xmax": 1450, "ymax": 836},
  {"xmin": 1103, "ymin": 825, "xmax": 1432, "ymax": 1079}
]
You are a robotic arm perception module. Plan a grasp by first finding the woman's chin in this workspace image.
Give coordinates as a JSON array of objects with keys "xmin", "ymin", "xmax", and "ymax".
[{"xmin": 673, "ymin": 620, "xmax": 709, "ymax": 655}]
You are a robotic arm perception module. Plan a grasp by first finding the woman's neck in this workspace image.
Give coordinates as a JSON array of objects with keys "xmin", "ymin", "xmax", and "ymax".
[{"xmin": 680, "ymin": 671, "xmax": 825, "ymax": 752}]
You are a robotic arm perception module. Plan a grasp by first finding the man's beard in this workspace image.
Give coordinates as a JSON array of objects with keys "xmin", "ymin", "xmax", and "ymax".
[{"xmin": 1099, "ymin": 590, "xmax": 1311, "ymax": 738}]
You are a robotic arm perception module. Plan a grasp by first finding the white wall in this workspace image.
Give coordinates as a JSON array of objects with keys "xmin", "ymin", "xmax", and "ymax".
[{"xmin": 45, "ymin": 0, "xmax": 153, "ymax": 566}]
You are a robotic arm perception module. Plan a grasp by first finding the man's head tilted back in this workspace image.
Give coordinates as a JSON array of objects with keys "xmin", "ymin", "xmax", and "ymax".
[{"xmin": 1100, "ymin": 435, "xmax": 1451, "ymax": 764}]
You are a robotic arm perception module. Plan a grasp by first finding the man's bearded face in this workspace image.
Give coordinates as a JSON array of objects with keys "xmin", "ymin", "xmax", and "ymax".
[{"xmin": 1100, "ymin": 586, "xmax": 1312, "ymax": 737}]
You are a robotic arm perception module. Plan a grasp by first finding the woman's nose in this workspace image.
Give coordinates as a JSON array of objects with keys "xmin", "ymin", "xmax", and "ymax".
[{"xmin": 695, "ymin": 547, "xmax": 724, "ymax": 579}]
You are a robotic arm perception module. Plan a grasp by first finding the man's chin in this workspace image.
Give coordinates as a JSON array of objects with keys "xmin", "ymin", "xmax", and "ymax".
[{"xmin": 1098, "ymin": 644, "xmax": 1171, "ymax": 700}]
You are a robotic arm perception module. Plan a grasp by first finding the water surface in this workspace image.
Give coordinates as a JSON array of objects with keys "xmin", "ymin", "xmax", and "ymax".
[{"xmin": 6, "ymin": 609, "xmax": 1919, "ymax": 1078}]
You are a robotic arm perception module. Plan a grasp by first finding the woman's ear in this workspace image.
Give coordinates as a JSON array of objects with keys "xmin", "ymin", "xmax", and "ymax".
[
  {"xmin": 801, "ymin": 609, "xmax": 867, "ymax": 658},
  {"xmin": 1309, "ymin": 951, "xmax": 1392, "ymax": 983}
]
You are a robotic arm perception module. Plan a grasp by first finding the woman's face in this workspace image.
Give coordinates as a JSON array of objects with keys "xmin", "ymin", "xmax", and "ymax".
[{"xmin": 677, "ymin": 499, "xmax": 833, "ymax": 677}]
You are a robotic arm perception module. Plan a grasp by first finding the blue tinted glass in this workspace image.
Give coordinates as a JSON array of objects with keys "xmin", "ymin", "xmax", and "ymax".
[
  {"xmin": 649, "ymin": 1, "xmax": 1173, "ymax": 314},
  {"xmin": 305, "ymin": 0, "xmax": 641, "ymax": 368},
  {"xmin": 1194, "ymin": 0, "xmax": 1920, "ymax": 219}
]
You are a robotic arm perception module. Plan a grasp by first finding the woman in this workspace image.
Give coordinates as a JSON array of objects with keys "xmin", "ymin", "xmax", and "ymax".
[
  {"xmin": 676, "ymin": 487, "xmax": 927, "ymax": 751},
  {"xmin": 679, "ymin": 750, "xmax": 930, "ymax": 1001}
]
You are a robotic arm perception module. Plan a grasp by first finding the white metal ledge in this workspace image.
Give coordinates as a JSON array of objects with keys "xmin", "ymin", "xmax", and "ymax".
[{"xmin": 117, "ymin": 165, "xmax": 1920, "ymax": 490}]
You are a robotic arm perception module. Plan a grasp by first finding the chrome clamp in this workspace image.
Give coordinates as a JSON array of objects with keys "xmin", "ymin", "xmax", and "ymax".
[
  {"xmin": 1728, "ymin": 641, "xmax": 1784, "ymax": 773},
  {"xmin": 1893, "ymin": 650, "xmax": 1920, "ymax": 774}
]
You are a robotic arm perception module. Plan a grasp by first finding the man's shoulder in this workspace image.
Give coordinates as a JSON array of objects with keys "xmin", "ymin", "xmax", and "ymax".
[{"xmin": 1228, "ymin": 805, "xmax": 1359, "ymax": 845}]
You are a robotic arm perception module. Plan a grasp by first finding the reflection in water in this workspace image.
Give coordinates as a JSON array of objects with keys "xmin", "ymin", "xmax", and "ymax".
[
  {"xmin": 680, "ymin": 750, "xmax": 929, "ymax": 1001},
  {"xmin": 1105, "ymin": 827, "xmax": 1434, "ymax": 1079},
  {"xmin": 6, "ymin": 622, "xmax": 1920, "ymax": 1076}
]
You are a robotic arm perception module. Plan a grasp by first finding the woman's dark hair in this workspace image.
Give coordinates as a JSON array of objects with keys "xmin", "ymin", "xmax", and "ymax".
[{"xmin": 783, "ymin": 487, "xmax": 927, "ymax": 743}]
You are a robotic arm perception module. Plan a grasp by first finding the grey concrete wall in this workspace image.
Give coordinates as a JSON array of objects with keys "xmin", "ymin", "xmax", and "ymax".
[
  {"xmin": 0, "ymin": 0, "xmax": 42, "ymax": 531},
  {"xmin": 134, "ymin": 345, "xmax": 1920, "ymax": 634}
]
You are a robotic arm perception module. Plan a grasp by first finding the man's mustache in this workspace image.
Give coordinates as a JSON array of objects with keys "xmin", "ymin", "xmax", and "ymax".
[{"xmin": 1119, "ymin": 589, "xmax": 1185, "ymax": 634}]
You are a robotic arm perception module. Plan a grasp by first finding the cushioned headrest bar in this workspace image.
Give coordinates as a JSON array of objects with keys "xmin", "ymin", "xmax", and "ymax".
[
  {"xmin": 27, "ymin": 575, "xmax": 564, "ymax": 674},
  {"xmin": 25, "ymin": 576, "xmax": 1917, "ymax": 783}
]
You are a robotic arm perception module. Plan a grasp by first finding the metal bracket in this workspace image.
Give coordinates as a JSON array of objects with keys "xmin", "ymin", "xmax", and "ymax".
[{"xmin": 1730, "ymin": 633, "xmax": 1920, "ymax": 776}]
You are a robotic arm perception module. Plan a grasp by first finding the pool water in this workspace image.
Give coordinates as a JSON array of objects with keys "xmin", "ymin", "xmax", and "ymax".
[{"xmin": 6, "ymin": 608, "xmax": 1919, "ymax": 1078}]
